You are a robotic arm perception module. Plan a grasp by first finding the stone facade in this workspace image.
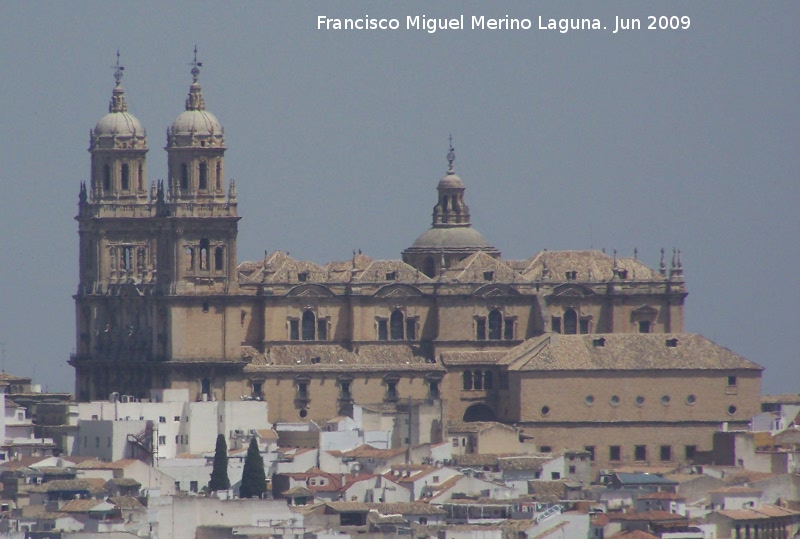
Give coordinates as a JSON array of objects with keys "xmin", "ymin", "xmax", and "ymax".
[{"xmin": 70, "ymin": 59, "xmax": 762, "ymax": 465}]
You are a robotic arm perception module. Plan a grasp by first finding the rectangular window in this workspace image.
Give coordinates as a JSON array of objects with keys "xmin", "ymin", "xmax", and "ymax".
[
  {"xmin": 175, "ymin": 435, "xmax": 179, "ymax": 444},
  {"xmin": 190, "ymin": 481, "xmax": 198, "ymax": 493},
  {"xmin": 727, "ymin": 375, "xmax": 737, "ymax": 387},
  {"xmin": 174, "ymin": 416, "xmax": 181, "ymax": 422},
  {"xmin": 540, "ymin": 445, "xmax": 552, "ymax": 453},
  {"xmin": 452, "ymin": 438, "xmax": 459, "ymax": 447},
  {"xmin": 158, "ymin": 436, "xmax": 166, "ymax": 446},
  {"xmin": 317, "ymin": 319, "xmax": 327, "ymax": 341},
  {"xmin": 503, "ymin": 320, "xmax": 514, "ymax": 340},
  {"xmin": 386, "ymin": 381, "xmax": 398, "ymax": 402},
  {"xmin": 159, "ymin": 416, "xmax": 166, "ymax": 423},
  {"xmin": 377, "ymin": 320, "xmax": 388, "ymax": 341},
  {"xmin": 660, "ymin": 445, "xmax": 672, "ymax": 462},
  {"xmin": 610, "ymin": 445, "xmax": 621, "ymax": 461},
  {"xmin": 551, "ymin": 472, "xmax": 560, "ymax": 480},
  {"xmin": 95, "ymin": 437, "xmax": 100, "ymax": 448},
  {"xmin": 635, "ymin": 445, "xmax": 647, "ymax": 461},
  {"xmin": 476, "ymin": 319, "xmax": 486, "ymax": 340},
  {"xmin": 297, "ymin": 272, "xmax": 308, "ymax": 282},
  {"xmin": 580, "ymin": 319, "xmax": 590, "ymax": 334},
  {"xmin": 289, "ymin": 320, "xmax": 299, "ymax": 341},
  {"xmin": 551, "ymin": 317, "xmax": 561, "ymax": 333},
  {"xmin": 685, "ymin": 445, "xmax": 697, "ymax": 460},
  {"xmin": 297, "ymin": 383, "xmax": 308, "ymax": 400},
  {"xmin": 405, "ymin": 319, "xmax": 416, "ymax": 341},
  {"xmin": 638, "ymin": 320, "xmax": 651, "ymax": 333},
  {"xmin": 568, "ymin": 466, "xmax": 576, "ymax": 474},
  {"xmin": 585, "ymin": 446, "xmax": 595, "ymax": 461}
]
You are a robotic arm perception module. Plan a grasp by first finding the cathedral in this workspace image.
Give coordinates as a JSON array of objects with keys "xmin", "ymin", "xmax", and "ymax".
[{"xmin": 71, "ymin": 55, "xmax": 762, "ymax": 465}]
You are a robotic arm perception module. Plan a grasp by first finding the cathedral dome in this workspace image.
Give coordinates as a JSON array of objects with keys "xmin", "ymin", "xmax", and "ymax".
[
  {"xmin": 410, "ymin": 226, "xmax": 493, "ymax": 249},
  {"xmin": 437, "ymin": 172, "xmax": 464, "ymax": 189},
  {"xmin": 89, "ymin": 57, "xmax": 147, "ymax": 150},
  {"xmin": 170, "ymin": 97, "xmax": 223, "ymax": 137},
  {"xmin": 94, "ymin": 107, "xmax": 144, "ymax": 138}
]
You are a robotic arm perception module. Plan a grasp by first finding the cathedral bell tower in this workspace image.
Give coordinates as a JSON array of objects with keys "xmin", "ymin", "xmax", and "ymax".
[{"xmin": 161, "ymin": 48, "xmax": 239, "ymax": 293}]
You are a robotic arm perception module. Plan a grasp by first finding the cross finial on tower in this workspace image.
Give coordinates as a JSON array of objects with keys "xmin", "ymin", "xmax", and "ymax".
[
  {"xmin": 446, "ymin": 134, "xmax": 455, "ymax": 173},
  {"xmin": 112, "ymin": 50, "xmax": 124, "ymax": 86},
  {"xmin": 190, "ymin": 45, "xmax": 202, "ymax": 83}
]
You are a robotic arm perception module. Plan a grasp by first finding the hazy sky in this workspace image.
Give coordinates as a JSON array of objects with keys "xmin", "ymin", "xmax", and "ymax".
[{"xmin": 0, "ymin": 2, "xmax": 797, "ymax": 394}]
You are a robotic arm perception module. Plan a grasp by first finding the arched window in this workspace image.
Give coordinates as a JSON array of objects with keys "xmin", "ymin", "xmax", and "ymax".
[
  {"xmin": 484, "ymin": 370, "xmax": 493, "ymax": 390},
  {"xmin": 214, "ymin": 247, "xmax": 224, "ymax": 271},
  {"xmin": 216, "ymin": 162, "xmax": 222, "ymax": 190},
  {"xmin": 180, "ymin": 163, "xmax": 189, "ymax": 191},
  {"xmin": 488, "ymin": 310, "xmax": 503, "ymax": 340},
  {"xmin": 474, "ymin": 370, "xmax": 484, "ymax": 390},
  {"xmin": 121, "ymin": 163, "xmax": 129, "ymax": 191},
  {"xmin": 199, "ymin": 162, "xmax": 208, "ymax": 190},
  {"xmin": 462, "ymin": 370, "xmax": 473, "ymax": 391},
  {"xmin": 103, "ymin": 164, "xmax": 111, "ymax": 191},
  {"xmin": 564, "ymin": 309, "xmax": 578, "ymax": 335},
  {"xmin": 302, "ymin": 310, "xmax": 316, "ymax": 341},
  {"xmin": 199, "ymin": 239, "xmax": 210, "ymax": 270},
  {"xmin": 138, "ymin": 164, "xmax": 144, "ymax": 190},
  {"xmin": 201, "ymin": 378, "xmax": 211, "ymax": 397},
  {"xmin": 423, "ymin": 257, "xmax": 436, "ymax": 278},
  {"xmin": 390, "ymin": 310, "xmax": 404, "ymax": 340}
]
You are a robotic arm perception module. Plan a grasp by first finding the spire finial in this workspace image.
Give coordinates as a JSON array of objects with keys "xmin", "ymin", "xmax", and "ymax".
[
  {"xmin": 108, "ymin": 51, "xmax": 128, "ymax": 113},
  {"xmin": 659, "ymin": 248, "xmax": 666, "ymax": 276},
  {"xmin": 185, "ymin": 47, "xmax": 206, "ymax": 111},
  {"xmin": 112, "ymin": 50, "xmax": 124, "ymax": 86},
  {"xmin": 190, "ymin": 45, "xmax": 202, "ymax": 84},
  {"xmin": 446, "ymin": 134, "xmax": 455, "ymax": 173}
]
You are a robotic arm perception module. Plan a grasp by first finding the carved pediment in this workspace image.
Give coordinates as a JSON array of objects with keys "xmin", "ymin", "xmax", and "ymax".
[
  {"xmin": 474, "ymin": 283, "xmax": 521, "ymax": 298},
  {"xmin": 374, "ymin": 283, "xmax": 424, "ymax": 298},
  {"xmin": 551, "ymin": 284, "xmax": 595, "ymax": 298},
  {"xmin": 286, "ymin": 284, "xmax": 335, "ymax": 298}
]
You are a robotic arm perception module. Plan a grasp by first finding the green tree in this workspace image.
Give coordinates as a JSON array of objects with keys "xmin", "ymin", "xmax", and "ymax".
[
  {"xmin": 208, "ymin": 433, "xmax": 230, "ymax": 491},
  {"xmin": 239, "ymin": 437, "xmax": 266, "ymax": 498}
]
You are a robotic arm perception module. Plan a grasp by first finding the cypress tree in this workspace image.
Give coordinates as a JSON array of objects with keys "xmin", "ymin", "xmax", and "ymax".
[
  {"xmin": 208, "ymin": 433, "xmax": 230, "ymax": 491},
  {"xmin": 239, "ymin": 437, "xmax": 266, "ymax": 498}
]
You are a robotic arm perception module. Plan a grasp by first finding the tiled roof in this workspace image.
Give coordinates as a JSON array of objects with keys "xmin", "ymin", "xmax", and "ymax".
[
  {"xmin": 339, "ymin": 445, "xmax": 406, "ymax": 460},
  {"xmin": 717, "ymin": 505, "xmax": 800, "ymax": 520},
  {"xmin": 325, "ymin": 501, "xmax": 446, "ymax": 515},
  {"xmin": 60, "ymin": 499, "xmax": 104, "ymax": 513},
  {"xmin": 502, "ymin": 333, "xmax": 762, "ymax": 372},
  {"xmin": 440, "ymin": 351, "xmax": 508, "ymax": 366},
  {"xmin": 761, "ymin": 394, "xmax": 800, "ymax": 405},
  {"xmin": 29, "ymin": 479, "xmax": 106, "ymax": 495},
  {"xmin": 709, "ymin": 486, "xmax": 762, "ymax": 495},
  {"xmin": 498, "ymin": 457, "xmax": 548, "ymax": 472},
  {"xmin": 528, "ymin": 481, "xmax": 568, "ymax": 503},
  {"xmin": 246, "ymin": 344, "xmax": 442, "ymax": 373},
  {"xmin": 237, "ymin": 248, "xmax": 669, "ymax": 287},
  {"xmin": 108, "ymin": 496, "xmax": 146, "ymax": 510},
  {"xmin": 447, "ymin": 420, "xmax": 518, "ymax": 434},
  {"xmin": 522, "ymin": 250, "xmax": 665, "ymax": 283}
]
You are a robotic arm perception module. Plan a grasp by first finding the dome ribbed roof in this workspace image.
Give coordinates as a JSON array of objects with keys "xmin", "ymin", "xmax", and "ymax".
[{"xmin": 410, "ymin": 227, "xmax": 493, "ymax": 250}]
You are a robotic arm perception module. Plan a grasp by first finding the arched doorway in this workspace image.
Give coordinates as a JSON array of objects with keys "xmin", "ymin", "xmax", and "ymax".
[{"xmin": 463, "ymin": 403, "xmax": 496, "ymax": 422}]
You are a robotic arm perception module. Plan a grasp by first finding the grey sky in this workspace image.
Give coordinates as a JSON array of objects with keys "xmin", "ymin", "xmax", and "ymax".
[{"xmin": 1, "ymin": 2, "xmax": 797, "ymax": 394}]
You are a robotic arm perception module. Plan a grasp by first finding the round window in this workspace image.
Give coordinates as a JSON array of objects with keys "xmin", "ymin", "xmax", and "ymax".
[
  {"xmin": 686, "ymin": 394, "xmax": 697, "ymax": 405},
  {"xmin": 585, "ymin": 395, "xmax": 595, "ymax": 406},
  {"xmin": 661, "ymin": 395, "xmax": 671, "ymax": 406},
  {"xmin": 299, "ymin": 409, "xmax": 308, "ymax": 418},
  {"xmin": 610, "ymin": 395, "xmax": 620, "ymax": 406},
  {"xmin": 541, "ymin": 405, "xmax": 550, "ymax": 416},
  {"xmin": 727, "ymin": 405, "xmax": 737, "ymax": 416},
  {"xmin": 635, "ymin": 395, "xmax": 645, "ymax": 407}
]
